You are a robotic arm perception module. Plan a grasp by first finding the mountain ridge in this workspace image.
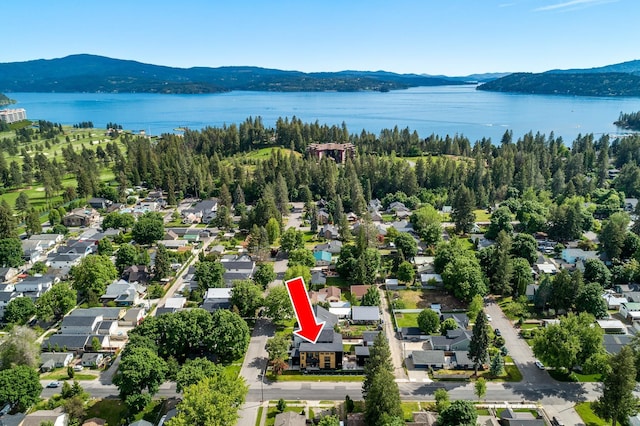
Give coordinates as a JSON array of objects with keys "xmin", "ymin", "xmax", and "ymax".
[
  {"xmin": 0, "ymin": 54, "xmax": 471, "ymax": 94},
  {"xmin": 478, "ymin": 59, "xmax": 640, "ymax": 97}
]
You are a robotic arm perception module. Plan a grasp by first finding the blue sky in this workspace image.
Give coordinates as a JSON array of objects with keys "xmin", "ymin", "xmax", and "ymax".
[{"xmin": 3, "ymin": 0, "xmax": 637, "ymax": 75}]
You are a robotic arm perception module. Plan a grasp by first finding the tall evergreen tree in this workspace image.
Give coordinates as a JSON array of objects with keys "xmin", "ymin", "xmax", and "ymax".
[
  {"xmin": 596, "ymin": 346, "xmax": 638, "ymax": 426},
  {"xmin": 451, "ymin": 185, "xmax": 476, "ymax": 234},
  {"xmin": 154, "ymin": 244, "xmax": 171, "ymax": 280},
  {"xmin": 362, "ymin": 332, "xmax": 393, "ymax": 397},
  {"xmin": 364, "ymin": 369, "xmax": 402, "ymax": 426},
  {"xmin": 468, "ymin": 311, "xmax": 489, "ymax": 374},
  {"xmin": 0, "ymin": 200, "xmax": 17, "ymax": 239}
]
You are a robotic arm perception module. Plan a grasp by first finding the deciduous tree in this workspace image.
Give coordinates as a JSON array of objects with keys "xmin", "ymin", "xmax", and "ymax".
[
  {"xmin": 113, "ymin": 346, "xmax": 167, "ymax": 399},
  {"xmin": 230, "ymin": 280, "xmax": 263, "ymax": 318},
  {"xmin": 0, "ymin": 365, "xmax": 42, "ymax": 411},
  {"xmin": 70, "ymin": 254, "xmax": 118, "ymax": 299},
  {"xmin": 396, "ymin": 261, "xmax": 415, "ymax": 285},
  {"xmin": 417, "ymin": 309, "xmax": 440, "ymax": 334},
  {"xmin": 253, "ymin": 263, "xmax": 276, "ymax": 289},
  {"xmin": 264, "ymin": 285, "xmax": 294, "ymax": 323},
  {"xmin": 166, "ymin": 375, "xmax": 247, "ymax": 426},
  {"xmin": 0, "ymin": 326, "xmax": 40, "ymax": 370},
  {"xmin": 176, "ymin": 358, "xmax": 223, "ymax": 392},
  {"xmin": 576, "ymin": 282, "xmax": 608, "ymax": 319},
  {"xmin": 438, "ymin": 400, "xmax": 478, "ymax": 426},
  {"xmin": 208, "ymin": 309, "xmax": 250, "ymax": 363},
  {"xmin": 3, "ymin": 297, "xmax": 35, "ymax": 325}
]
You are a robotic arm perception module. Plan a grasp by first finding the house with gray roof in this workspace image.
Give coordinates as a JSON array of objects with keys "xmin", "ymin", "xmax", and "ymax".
[
  {"xmin": 39, "ymin": 352, "xmax": 74, "ymax": 372},
  {"xmin": 69, "ymin": 307, "xmax": 124, "ymax": 320},
  {"xmin": 351, "ymin": 306, "xmax": 380, "ymax": 324},
  {"xmin": 410, "ymin": 350, "xmax": 447, "ymax": 369},
  {"xmin": 220, "ymin": 254, "xmax": 255, "ymax": 286},
  {"xmin": 274, "ymin": 411, "xmax": 306, "ymax": 426},
  {"xmin": 427, "ymin": 329, "xmax": 472, "ymax": 351},
  {"xmin": 61, "ymin": 315, "xmax": 102, "ymax": 335}
]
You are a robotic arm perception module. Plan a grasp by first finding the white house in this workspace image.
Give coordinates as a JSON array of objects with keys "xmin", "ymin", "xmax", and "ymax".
[
  {"xmin": 603, "ymin": 291, "xmax": 628, "ymax": 310},
  {"xmin": 620, "ymin": 302, "xmax": 640, "ymax": 321},
  {"xmin": 14, "ymin": 275, "xmax": 54, "ymax": 293},
  {"xmin": 47, "ymin": 253, "xmax": 83, "ymax": 272}
]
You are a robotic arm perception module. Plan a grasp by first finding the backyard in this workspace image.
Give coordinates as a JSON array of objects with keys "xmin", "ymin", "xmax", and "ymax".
[{"xmin": 390, "ymin": 288, "xmax": 467, "ymax": 311}]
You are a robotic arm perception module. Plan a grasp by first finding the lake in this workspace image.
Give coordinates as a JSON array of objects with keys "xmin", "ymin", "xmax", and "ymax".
[{"xmin": 6, "ymin": 86, "xmax": 640, "ymax": 143}]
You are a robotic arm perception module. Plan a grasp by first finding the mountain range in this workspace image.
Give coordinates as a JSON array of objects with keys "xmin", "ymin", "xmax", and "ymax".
[
  {"xmin": 1, "ymin": 55, "xmax": 639, "ymax": 97},
  {"xmin": 0, "ymin": 54, "xmax": 472, "ymax": 94},
  {"xmin": 477, "ymin": 60, "xmax": 640, "ymax": 97}
]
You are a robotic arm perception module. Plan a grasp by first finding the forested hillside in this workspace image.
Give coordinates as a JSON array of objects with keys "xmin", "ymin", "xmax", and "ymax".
[
  {"xmin": 477, "ymin": 72, "xmax": 640, "ymax": 97},
  {"xmin": 0, "ymin": 54, "xmax": 467, "ymax": 93},
  {"xmin": 615, "ymin": 111, "xmax": 640, "ymax": 131},
  {"xmin": 0, "ymin": 93, "xmax": 13, "ymax": 106}
]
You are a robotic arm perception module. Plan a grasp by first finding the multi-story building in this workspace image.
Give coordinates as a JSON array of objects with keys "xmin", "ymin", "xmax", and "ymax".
[{"xmin": 0, "ymin": 108, "xmax": 27, "ymax": 123}]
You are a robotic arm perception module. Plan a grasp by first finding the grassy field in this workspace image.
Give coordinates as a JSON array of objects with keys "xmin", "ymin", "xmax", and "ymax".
[
  {"xmin": 574, "ymin": 402, "xmax": 611, "ymax": 426},
  {"xmin": 235, "ymin": 147, "xmax": 301, "ymax": 161},
  {"xmin": 3, "ymin": 126, "xmax": 126, "ymax": 167}
]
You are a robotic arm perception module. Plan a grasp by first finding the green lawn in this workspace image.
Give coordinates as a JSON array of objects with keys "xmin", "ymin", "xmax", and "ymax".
[
  {"xmin": 548, "ymin": 369, "xmax": 601, "ymax": 382},
  {"xmin": 255, "ymin": 406, "xmax": 264, "ymax": 426},
  {"xmin": 473, "ymin": 209, "xmax": 492, "ymax": 222},
  {"xmin": 267, "ymin": 372, "xmax": 363, "ymax": 382},
  {"xmin": 265, "ymin": 406, "xmax": 306, "ymax": 426},
  {"xmin": 575, "ymin": 402, "xmax": 611, "ymax": 426},
  {"xmin": 85, "ymin": 398, "xmax": 128, "ymax": 426},
  {"xmin": 395, "ymin": 312, "xmax": 420, "ymax": 328},
  {"xmin": 133, "ymin": 399, "xmax": 165, "ymax": 423},
  {"xmin": 40, "ymin": 371, "xmax": 98, "ymax": 381},
  {"xmin": 401, "ymin": 402, "xmax": 421, "ymax": 421},
  {"xmin": 326, "ymin": 276, "xmax": 349, "ymax": 289}
]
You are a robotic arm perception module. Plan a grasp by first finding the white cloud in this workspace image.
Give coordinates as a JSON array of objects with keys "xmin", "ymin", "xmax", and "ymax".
[{"xmin": 534, "ymin": 0, "xmax": 618, "ymax": 12}]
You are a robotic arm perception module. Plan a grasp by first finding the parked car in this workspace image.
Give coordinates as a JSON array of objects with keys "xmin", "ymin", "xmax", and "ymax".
[
  {"xmin": 535, "ymin": 360, "xmax": 545, "ymax": 370},
  {"xmin": 73, "ymin": 365, "xmax": 84, "ymax": 372},
  {"xmin": 494, "ymin": 328, "xmax": 501, "ymax": 336},
  {"xmin": 486, "ymin": 314, "xmax": 492, "ymax": 322},
  {"xmin": 47, "ymin": 381, "xmax": 60, "ymax": 388}
]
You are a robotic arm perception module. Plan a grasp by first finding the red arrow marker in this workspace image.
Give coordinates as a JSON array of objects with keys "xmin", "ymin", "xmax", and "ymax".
[{"xmin": 286, "ymin": 276, "xmax": 326, "ymax": 344}]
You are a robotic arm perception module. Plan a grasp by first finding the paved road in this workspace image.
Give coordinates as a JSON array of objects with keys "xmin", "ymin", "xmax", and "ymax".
[
  {"xmin": 484, "ymin": 298, "xmax": 550, "ymax": 384},
  {"xmin": 380, "ymin": 285, "xmax": 408, "ymax": 380},
  {"xmin": 40, "ymin": 377, "xmax": 603, "ymax": 405}
]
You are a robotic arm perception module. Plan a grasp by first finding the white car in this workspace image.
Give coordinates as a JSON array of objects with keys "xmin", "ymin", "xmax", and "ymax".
[
  {"xmin": 535, "ymin": 360, "xmax": 545, "ymax": 370},
  {"xmin": 486, "ymin": 314, "xmax": 492, "ymax": 322},
  {"xmin": 73, "ymin": 365, "xmax": 84, "ymax": 372}
]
